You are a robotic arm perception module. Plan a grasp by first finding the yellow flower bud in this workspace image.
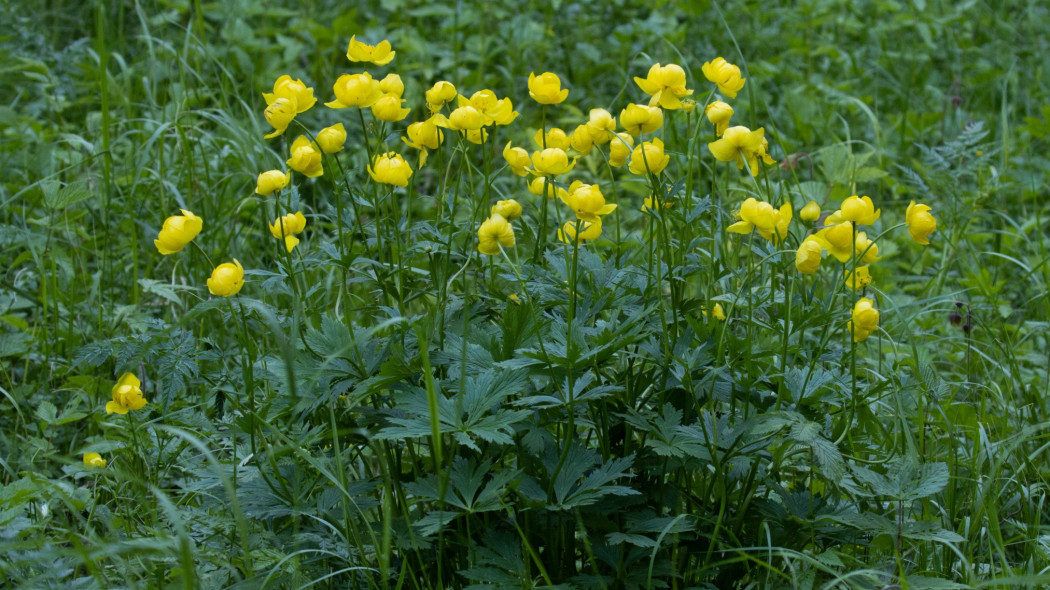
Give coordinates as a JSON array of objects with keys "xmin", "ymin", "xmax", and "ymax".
[
  {"xmin": 287, "ymin": 136, "xmax": 324, "ymax": 178},
  {"xmin": 558, "ymin": 218, "xmax": 602, "ymax": 243},
  {"xmin": 83, "ymin": 453, "xmax": 106, "ymax": 469},
  {"xmin": 906, "ymin": 201, "xmax": 936, "ymax": 245},
  {"xmin": 263, "ymin": 97, "xmax": 297, "ymax": 139},
  {"xmin": 378, "ymin": 73, "xmax": 404, "ymax": 97},
  {"xmin": 426, "ymin": 81, "xmax": 457, "ymax": 111},
  {"xmin": 849, "ymin": 297, "xmax": 879, "ymax": 342},
  {"xmin": 207, "ymin": 259, "xmax": 245, "ymax": 297},
  {"xmin": 154, "ymin": 209, "xmax": 203, "ymax": 255},
  {"xmin": 701, "ymin": 57, "xmax": 746, "ymax": 98},
  {"xmin": 503, "ymin": 142, "xmax": 531, "ymax": 176},
  {"xmin": 367, "ymin": 152, "xmax": 413, "ymax": 187},
  {"xmin": 628, "ymin": 138, "xmax": 670, "ymax": 176},
  {"xmin": 800, "ymin": 200, "xmax": 821, "ymax": 222},
  {"xmin": 704, "ymin": 101, "xmax": 734, "ymax": 136},
  {"xmin": 491, "ymin": 199, "xmax": 523, "ymax": 221},
  {"xmin": 619, "ymin": 103, "xmax": 663, "ymax": 136},
  {"xmin": 371, "ymin": 94, "xmax": 410, "ymax": 122},
  {"xmin": 534, "ymin": 127, "xmax": 571, "ymax": 151},
  {"xmin": 586, "ymin": 108, "xmax": 616, "ymax": 144},
  {"xmin": 795, "ymin": 236, "xmax": 825, "ymax": 274},
  {"xmin": 478, "ymin": 214, "xmax": 515, "ymax": 255},
  {"xmin": 609, "ymin": 132, "xmax": 634, "ymax": 167},
  {"xmin": 570, "ymin": 125, "xmax": 595, "ymax": 154},
  {"xmin": 527, "ymin": 72, "xmax": 569, "ymax": 105},
  {"xmin": 316, "ymin": 123, "xmax": 347, "ymax": 154}
]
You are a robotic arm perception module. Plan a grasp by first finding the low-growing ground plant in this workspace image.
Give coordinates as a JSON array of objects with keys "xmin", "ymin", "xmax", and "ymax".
[{"xmin": 2, "ymin": 0, "xmax": 1050, "ymax": 588}]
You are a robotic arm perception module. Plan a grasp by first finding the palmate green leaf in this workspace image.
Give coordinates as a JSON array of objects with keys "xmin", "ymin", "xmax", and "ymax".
[
  {"xmin": 0, "ymin": 331, "xmax": 31, "ymax": 358},
  {"xmin": 849, "ymin": 457, "xmax": 949, "ymax": 502},
  {"xmin": 406, "ymin": 457, "xmax": 518, "ymax": 518},
  {"xmin": 548, "ymin": 443, "xmax": 639, "ymax": 511}
]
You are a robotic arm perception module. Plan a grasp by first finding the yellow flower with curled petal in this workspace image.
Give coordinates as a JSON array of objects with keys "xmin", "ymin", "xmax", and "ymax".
[
  {"xmin": 503, "ymin": 142, "xmax": 531, "ymax": 176},
  {"xmin": 531, "ymin": 148, "xmax": 576, "ymax": 176},
  {"xmin": 326, "ymin": 73, "xmax": 383, "ymax": 109},
  {"xmin": 840, "ymin": 195, "xmax": 880, "ymax": 225},
  {"xmin": 800, "ymin": 200, "xmax": 821, "ymax": 222},
  {"xmin": 287, "ymin": 136, "xmax": 324, "ymax": 178},
  {"xmin": 207, "ymin": 259, "xmax": 245, "ymax": 297},
  {"xmin": 795, "ymin": 235, "xmax": 826, "ymax": 274},
  {"xmin": 704, "ymin": 101, "xmax": 734, "ymax": 136},
  {"xmin": 727, "ymin": 198, "xmax": 775, "ymax": 236},
  {"xmin": 491, "ymin": 199, "xmax": 522, "ymax": 221},
  {"xmin": 403, "ymin": 115, "xmax": 448, "ymax": 153},
  {"xmin": 906, "ymin": 201, "xmax": 937, "ymax": 245},
  {"xmin": 256, "ymin": 170, "xmax": 291, "ymax": 196},
  {"xmin": 368, "ymin": 152, "xmax": 412, "ymax": 187},
  {"xmin": 609, "ymin": 132, "xmax": 634, "ymax": 167},
  {"xmin": 378, "ymin": 73, "xmax": 404, "ymax": 97},
  {"xmin": 371, "ymin": 94, "xmax": 410, "ymax": 122},
  {"xmin": 628, "ymin": 138, "xmax": 670, "ymax": 176},
  {"xmin": 818, "ymin": 222, "xmax": 855, "ymax": 263},
  {"xmin": 106, "ymin": 372, "xmax": 147, "ymax": 415},
  {"xmin": 316, "ymin": 123, "xmax": 347, "ymax": 154},
  {"xmin": 562, "ymin": 182, "xmax": 616, "ymax": 222},
  {"xmin": 845, "ymin": 266, "xmax": 872, "ymax": 290},
  {"xmin": 529, "ymin": 177, "xmax": 568, "ymax": 200},
  {"xmin": 702, "ymin": 57, "xmax": 746, "ymax": 98},
  {"xmin": 83, "ymin": 453, "xmax": 106, "ymax": 469},
  {"xmin": 634, "ymin": 63, "xmax": 694, "ymax": 110},
  {"xmin": 558, "ymin": 218, "xmax": 602, "ymax": 243},
  {"xmin": 268, "ymin": 211, "xmax": 307, "ymax": 239},
  {"xmin": 154, "ymin": 209, "xmax": 202, "ymax": 255},
  {"xmin": 528, "ymin": 72, "xmax": 569, "ymax": 104},
  {"xmin": 708, "ymin": 126, "xmax": 768, "ymax": 175},
  {"xmin": 426, "ymin": 81, "xmax": 457, "ymax": 113},
  {"xmin": 345, "ymin": 35, "xmax": 395, "ymax": 66},
  {"xmin": 263, "ymin": 97, "xmax": 297, "ymax": 139},
  {"xmin": 570, "ymin": 125, "xmax": 595, "ymax": 154},
  {"xmin": 534, "ymin": 127, "xmax": 571, "ymax": 151},
  {"xmin": 263, "ymin": 75, "xmax": 316, "ymax": 113},
  {"xmin": 586, "ymin": 108, "xmax": 616, "ymax": 144},
  {"xmin": 487, "ymin": 97, "xmax": 519, "ymax": 126},
  {"xmin": 478, "ymin": 214, "xmax": 515, "ymax": 255},
  {"xmin": 619, "ymin": 103, "xmax": 663, "ymax": 136},
  {"xmin": 849, "ymin": 297, "xmax": 879, "ymax": 342}
]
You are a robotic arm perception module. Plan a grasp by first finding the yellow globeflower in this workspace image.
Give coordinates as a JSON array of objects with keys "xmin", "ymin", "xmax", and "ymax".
[
  {"xmin": 534, "ymin": 127, "xmax": 571, "ymax": 151},
  {"xmin": 906, "ymin": 201, "xmax": 937, "ymax": 245},
  {"xmin": 800, "ymin": 200, "xmax": 821, "ymax": 222},
  {"xmin": 570, "ymin": 125, "xmax": 595, "ymax": 154},
  {"xmin": 609, "ymin": 132, "xmax": 634, "ymax": 167},
  {"xmin": 818, "ymin": 222, "xmax": 855, "ymax": 263},
  {"xmin": 268, "ymin": 211, "xmax": 307, "ymax": 239},
  {"xmin": 378, "ymin": 73, "xmax": 404, "ymax": 97},
  {"xmin": 491, "ymin": 199, "xmax": 523, "ymax": 221},
  {"xmin": 855, "ymin": 232, "xmax": 880, "ymax": 264},
  {"xmin": 528, "ymin": 177, "xmax": 568, "ymax": 200},
  {"xmin": 464, "ymin": 128, "xmax": 488, "ymax": 144},
  {"xmin": 207, "ymin": 259, "xmax": 245, "ymax": 297},
  {"xmin": 371, "ymin": 94, "xmax": 410, "ymax": 122},
  {"xmin": 448, "ymin": 106, "xmax": 485, "ymax": 131},
  {"xmin": 704, "ymin": 101, "xmax": 734, "ymax": 136},
  {"xmin": 527, "ymin": 72, "xmax": 569, "ymax": 105},
  {"xmin": 262, "ymin": 75, "xmax": 316, "ymax": 113},
  {"xmin": 562, "ymin": 182, "xmax": 616, "ymax": 222},
  {"xmin": 478, "ymin": 214, "xmax": 515, "ymax": 255},
  {"xmin": 403, "ymin": 115, "xmax": 448, "ymax": 166},
  {"xmin": 702, "ymin": 303, "xmax": 726, "ymax": 321},
  {"xmin": 628, "ymin": 138, "xmax": 670, "ymax": 176},
  {"xmin": 531, "ymin": 148, "xmax": 577, "ymax": 176},
  {"xmin": 426, "ymin": 81, "xmax": 457, "ymax": 112},
  {"xmin": 287, "ymin": 136, "xmax": 324, "ymax": 178},
  {"xmin": 708, "ymin": 125, "xmax": 767, "ymax": 175},
  {"xmin": 83, "ymin": 453, "xmax": 106, "ymax": 469},
  {"xmin": 701, "ymin": 57, "xmax": 746, "ymax": 98},
  {"xmin": 840, "ymin": 195, "xmax": 881, "ymax": 225},
  {"xmin": 503, "ymin": 142, "xmax": 532, "ymax": 176},
  {"xmin": 619, "ymin": 103, "xmax": 663, "ymax": 136},
  {"xmin": 845, "ymin": 266, "xmax": 873, "ymax": 290},
  {"xmin": 558, "ymin": 218, "xmax": 603, "ymax": 243},
  {"xmin": 154, "ymin": 209, "xmax": 203, "ymax": 255},
  {"xmin": 326, "ymin": 73, "xmax": 382, "ymax": 109},
  {"xmin": 585, "ymin": 108, "xmax": 616, "ymax": 144},
  {"xmin": 345, "ymin": 35, "xmax": 395, "ymax": 66},
  {"xmin": 256, "ymin": 170, "xmax": 291, "ymax": 196},
  {"xmin": 367, "ymin": 152, "xmax": 413, "ymax": 187},
  {"xmin": 316, "ymin": 123, "xmax": 347, "ymax": 154},
  {"xmin": 795, "ymin": 236, "xmax": 826, "ymax": 274},
  {"xmin": 263, "ymin": 97, "xmax": 297, "ymax": 139},
  {"xmin": 106, "ymin": 372, "xmax": 147, "ymax": 415},
  {"xmin": 849, "ymin": 297, "xmax": 880, "ymax": 342},
  {"xmin": 634, "ymin": 63, "xmax": 694, "ymax": 110}
]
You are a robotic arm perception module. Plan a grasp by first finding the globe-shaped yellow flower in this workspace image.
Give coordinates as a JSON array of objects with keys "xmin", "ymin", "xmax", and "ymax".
[
  {"xmin": 263, "ymin": 97, "xmax": 298, "ymax": 139},
  {"xmin": 528, "ymin": 177, "xmax": 568, "ymax": 200},
  {"xmin": 269, "ymin": 211, "xmax": 307, "ymax": 239},
  {"xmin": 448, "ymin": 106, "xmax": 484, "ymax": 131},
  {"xmin": 704, "ymin": 101, "xmax": 734, "ymax": 137},
  {"xmin": 503, "ymin": 143, "xmax": 531, "ymax": 176},
  {"xmin": 528, "ymin": 72, "xmax": 569, "ymax": 105},
  {"xmin": 378, "ymin": 73, "xmax": 404, "ymax": 97},
  {"xmin": 263, "ymin": 75, "xmax": 316, "ymax": 114},
  {"xmin": 562, "ymin": 182, "xmax": 616, "ymax": 222},
  {"xmin": 287, "ymin": 136, "xmax": 324, "ymax": 178},
  {"xmin": 372, "ymin": 94, "xmax": 410, "ymax": 122},
  {"xmin": 558, "ymin": 218, "xmax": 603, "ymax": 243},
  {"xmin": 368, "ymin": 152, "xmax": 413, "ymax": 187},
  {"xmin": 702, "ymin": 57, "xmax": 746, "ymax": 98},
  {"xmin": 849, "ymin": 297, "xmax": 880, "ymax": 342},
  {"xmin": 106, "ymin": 372, "xmax": 147, "ymax": 415},
  {"xmin": 845, "ymin": 266, "xmax": 873, "ymax": 290},
  {"xmin": 316, "ymin": 123, "xmax": 347, "ymax": 154},
  {"xmin": 586, "ymin": 108, "xmax": 616, "ymax": 144},
  {"xmin": 634, "ymin": 63, "xmax": 694, "ymax": 110},
  {"xmin": 795, "ymin": 236, "xmax": 825, "ymax": 274},
  {"xmin": 256, "ymin": 170, "xmax": 291, "ymax": 196},
  {"xmin": 207, "ymin": 259, "xmax": 245, "ymax": 297},
  {"xmin": 83, "ymin": 453, "xmax": 107, "ymax": 468},
  {"xmin": 609, "ymin": 132, "xmax": 634, "ymax": 167},
  {"xmin": 708, "ymin": 126, "xmax": 767, "ymax": 175},
  {"xmin": 906, "ymin": 201, "xmax": 937, "ymax": 245},
  {"xmin": 326, "ymin": 73, "xmax": 382, "ymax": 109},
  {"xmin": 534, "ymin": 127, "xmax": 571, "ymax": 151},
  {"xmin": 531, "ymin": 148, "xmax": 576, "ymax": 176},
  {"xmin": 426, "ymin": 81, "xmax": 457, "ymax": 112},
  {"xmin": 619, "ymin": 104, "xmax": 663, "ymax": 136},
  {"xmin": 840, "ymin": 195, "xmax": 881, "ymax": 225},
  {"xmin": 800, "ymin": 200, "xmax": 821, "ymax": 222},
  {"xmin": 491, "ymin": 199, "xmax": 523, "ymax": 221},
  {"xmin": 478, "ymin": 214, "xmax": 515, "ymax": 255},
  {"xmin": 628, "ymin": 138, "xmax": 670, "ymax": 176},
  {"xmin": 154, "ymin": 209, "xmax": 203, "ymax": 255},
  {"xmin": 570, "ymin": 125, "xmax": 595, "ymax": 155}
]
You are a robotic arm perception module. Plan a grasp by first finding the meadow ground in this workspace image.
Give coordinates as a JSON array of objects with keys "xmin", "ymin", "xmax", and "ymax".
[{"xmin": 3, "ymin": 0, "xmax": 1050, "ymax": 588}]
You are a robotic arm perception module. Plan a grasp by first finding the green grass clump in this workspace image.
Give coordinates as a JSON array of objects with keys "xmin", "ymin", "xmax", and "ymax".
[{"xmin": 2, "ymin": 0, "xmax": 1050, "ymax": 588}]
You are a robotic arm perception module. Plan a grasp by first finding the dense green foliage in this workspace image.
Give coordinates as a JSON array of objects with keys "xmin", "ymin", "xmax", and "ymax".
[{"xmin": 3, "ymin": 0, "xmax": 1050, "ymax": 588}]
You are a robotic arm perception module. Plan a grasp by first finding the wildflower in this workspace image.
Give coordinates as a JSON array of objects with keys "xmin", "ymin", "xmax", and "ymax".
[
  {"xmin": 642, "ymin": 195, "xmax": 674, "ymax": 212},
  {"xmin": 528, "ymin": 72, "xmax": 569, "ymax": 104},
  {"xmin": 849, "ymin": 297, "xmax": 880, "ymax": 342},
  {"xmin": 531, "ymin": 147, "xmax": 577, "ymax": 176},
  {"xmin": 367, "ymin": 152, "xmax": 413, "ymax": 187},
  {"xmin": 709, "ymin": 126, "xmax": 767, "ymax": 174},
  {"xmin": 704, "ymin": 101, "xmax": 734, "ymax": 136},
  {"xmin": 256, "ymin": 170, "xmax": 291, "ymax": 196},
  {"xmin": 800, "ymin": 200, "xmax": 821, "ymax": 222},
  {"xmin": 106, "ymin": 372, "xmax": 147, "ymax": 415},
  {"xmin": 558, "ymin": 218, "xmax": 603, "ymax": 243},
  {"xmin": 845, "ymin": 266, "xmax": 872, "ymax": 290},
  {"xmin": 840, "ymin": 195, "xmax": 881, "ymax": 225},
  {"xmin": 702, "ymin": 57, "xmax": 746, "ymax": 98},
  {"xmin": 570, "ymin": 125, "xmax": 595, "ymax": 154},
  {"xmin": 464, "ymin": 128, "xmax": 488, "ymax": 144},
  {"xmin": 287, "ymin": 136, "xmax": 324, "ymax": 178},
  {"xmin": 728, "ymin": 198, "xmax": 791, "ymax": 243},
  {"xmin": 634, "ymin": 63, "xmax": 694, "ymax": 110},
  {"xmin": 326, "ymin": 73, "xmax": 382, "ymax": 109},
  {"xmin": 534, "ymin": 127, "xmax": 571, "ymax": 151},
  {"xmin": 628, "ymin": 137, "xmax": 670, "ymax": 176},
  {"xmin": 154, "ymin": 209, "xmax": 202, "ymax": 255},
  {"xmin": 906, "ymin": 201, "xmax": 937, "ymax": 245},
  {"xmin": 509, "ymin": 293, "xmax": 522, "ymax": 305},
  {"xmin": 263, "ymin": 75, "xmax": 316, "ymax": 114},
  {"xmin": 83, "ymin": 453, "xmax": 106, "ymax": 469},
  {"xmin": 619, "ymin": 103, "xmax": 663, "ymax": 136},
  {"xmin": 795, "ymin": 236, "xmax": 825, "ymax": 274},
  {"xmin": 562, "ymin": 182, "xmax": 615, "ymax": 222},
  {"xmin": 371, "ymin": 94, "xmax": 410, "ymax": 122},
  {"xmin": 316, "ymin": 123, "xmax": 347, "ymax": 154},
  {"xmin": 207, "ymin": 259, "xmax": 245, "ymax": 297},
  {"xmin": 503, "ymin": 142, "xmax": 531, "ymax": 176},
  {"xmin": 345, "ymin": 35, "xmax": 395, "ymax": 65},
  {"xmin": 478, "ymin": 214, "xmax": 515, "ymax": 255},
  {"xmin": 855, "ymin": 232, "xmax": 880, "ymax": 264},
  {"xmin": 702, "ymin": 303, "xmax": 726, "ymax": 320},
  {"xmin": 609, "ymin": 132, "xmax": 634, "ymax": 167},
  {"xmin": 819, "ymin": 222, "xmax": 855, "ymax": 263},
  {"xmin": 426, "ymin": 81, "xmax": 457, "ymax": 113},
  {"xmin": 268, "ymin": 211, "xmax": 307, "ymax": 240},
  {"xmin": 486, "ymin": 97, "xmax": 519, "ymax": 125},
  {"xmin": 404, "ymin": 115, "xmax": 448, "ymax": 165},
  {"xmin": 528, "ymin": 177, "xmax": 568, "ymax": 200},
  {"xmin": 378, "ymin": 73, "xmax": 404, "ymax": 97},
  {"xmin": 263, "ymin": 97, "xmax": 298, "ymax": 139},
  {"xmin": 447, "ymin": 105, "xmax": 485, "ymax": 131},
  {"xmin": 491, "ymin": 199, "xmax": 523, "ymax": 221},
  {"xmin": 585, "ymin": 108, "xmax": 616, "ymax": 144}
]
